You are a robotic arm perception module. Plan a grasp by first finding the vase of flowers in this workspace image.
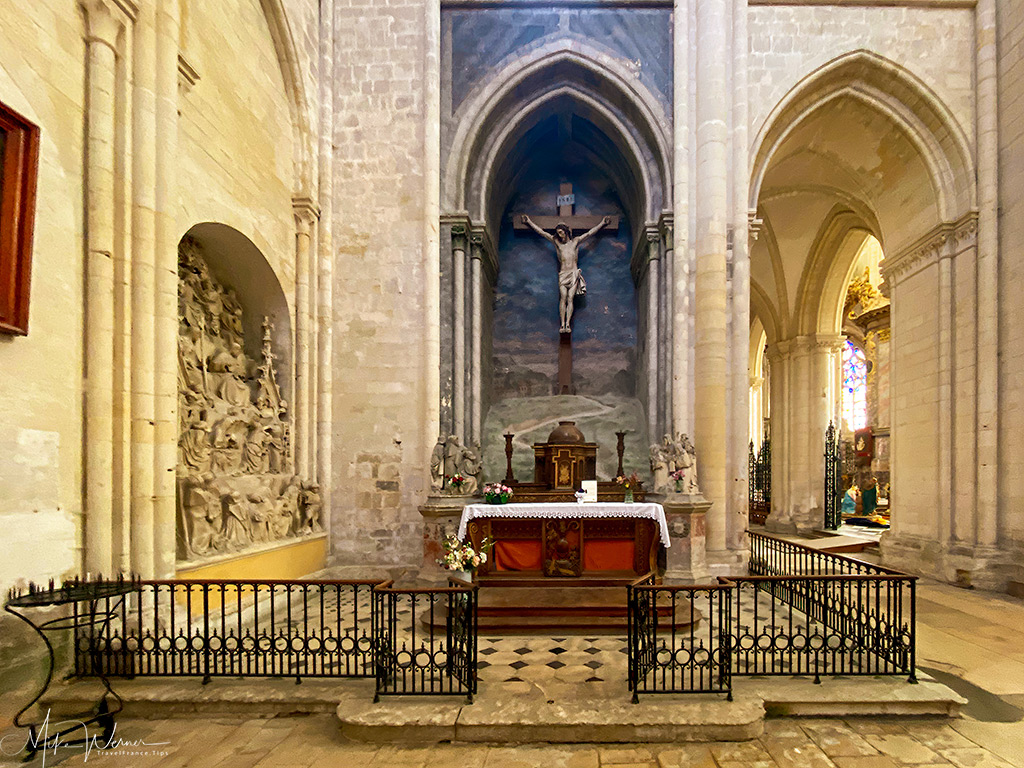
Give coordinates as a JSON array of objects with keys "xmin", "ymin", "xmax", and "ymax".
[
  {"xmin": 483, "ymin": 482, "xmax": 513, "ymax": 505},
  {"xmin": 670, "ymin": 468, "xmax": 685, "ymax": 493},
  {"xmin": 615, "ymin": 472, "xmax": 641, "ymax": 503},
  {"xmin": 447, "ymin": 473, "xmax": 467, "ymax": 493},
  {"xmin": 438, "ymin": 534, "xmax": 494, "ymax": 579}
]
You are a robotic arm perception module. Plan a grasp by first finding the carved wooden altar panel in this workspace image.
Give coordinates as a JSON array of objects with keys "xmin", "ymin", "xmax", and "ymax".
[{"xmin": 542, "ymin": 519, "xmax": 582, "ymax": 577}]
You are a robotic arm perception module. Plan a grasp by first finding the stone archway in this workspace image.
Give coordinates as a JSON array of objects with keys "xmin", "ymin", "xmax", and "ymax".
[
  {"xmin": 748, "ymin": 51, "xmax": 976, "ymax": 535},
  {"xmin": 439, "ymin": 45, "xmax": 674, "ymax": 484}
]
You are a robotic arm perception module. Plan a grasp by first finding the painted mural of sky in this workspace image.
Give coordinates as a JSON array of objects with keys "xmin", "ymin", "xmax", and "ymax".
[{"xmin": 493, "ymin": 152, "xmax": 637, "ymax": 399}]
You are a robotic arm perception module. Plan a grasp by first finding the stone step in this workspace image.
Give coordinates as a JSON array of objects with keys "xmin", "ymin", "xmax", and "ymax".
[{"xmin": 43, "ymin": 670, "xmax": 964, "ymax": 745}]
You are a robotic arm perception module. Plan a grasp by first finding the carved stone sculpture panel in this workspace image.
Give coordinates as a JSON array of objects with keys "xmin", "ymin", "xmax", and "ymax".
[{"xmin": 175, "ymin": 238, "xmax": 321, "ymax": 563}]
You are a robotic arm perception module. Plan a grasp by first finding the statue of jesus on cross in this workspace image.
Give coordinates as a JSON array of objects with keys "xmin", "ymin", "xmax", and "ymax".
[{"xmin": 521, "ymin": 213, "xmax": 612, "ymax": 333}]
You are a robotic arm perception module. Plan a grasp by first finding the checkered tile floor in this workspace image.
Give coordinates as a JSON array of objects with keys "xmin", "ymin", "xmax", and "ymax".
[{"xmin": 475, "ymin": 635, "xmax": 628, "ymax": 684}]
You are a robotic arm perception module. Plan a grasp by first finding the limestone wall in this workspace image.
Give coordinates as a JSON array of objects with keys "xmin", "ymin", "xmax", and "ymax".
[
  {"xmin": 998, "ymin": 0, "xmax": 1024, "ymax": 554},
  {"xmin": 330, "ymin": 0, "xmax": 435, "ymax": 570},
  {"xmin": 0, "ymin": 3, "xmax": 86, "ymax": 594},
  {"xmin": 177, "ymin": 0, "xmax": 297, "ymax": 296},
  {"xmin": 748, "ymin": 6, "xmax": 975, "ymax": 150}
]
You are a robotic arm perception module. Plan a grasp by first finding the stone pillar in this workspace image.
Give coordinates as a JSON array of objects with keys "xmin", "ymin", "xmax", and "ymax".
[
  {"xmin": 152, "ymin": 0, "xmax": 180, "ymax": 578},
  {"xmin": 694, "ymin": 0, "xmax": 730, "ymax": 561},
  {"xmin": 423, "ymin": 0, "xmax": 442, "ymax": 474},
  {"xmin": 728, "ymin": 0, "xmax": 750, "ymax": 554},
  {"xmin": 645, "ymin": 227, "xmax": 661, "ymax": 442},
  {"xmin": 766, "ymin": 335, "xmax": 840, "ymax": 533},
  {"xmin": 660, "ymin": 216, "xmax": 674, "ymax": 441},
  {"xmin": 767, "ymin": 342, "xmax": 790, "ymax": 529},
  {"xmin": 975, "ymin": 0, "xmax": 999, "ymax": 549},
  {"xmin": 131, "ymin": 0, "xmax": 157, "ymax": 577},
  {"xmin": 317, "ymin": 0, "xmax": 335, "ymax": 518},
  {"xmin": 470, "ymin": 241, "xmax": 483, "ymax": 447},
  {"xmin": 452, "ymin": 228, "xmax": 466, "ymax": 442},
  {"xmin": 672, "ymin": 0, "xmax": 690, "ymax": 435},
  {"xmin": 294, "ymin": 199, "xmax": 318, "ymax": 479},
  {"xmin": 81, "ymin": 0, "xmax": 124, "ymax": 574}
]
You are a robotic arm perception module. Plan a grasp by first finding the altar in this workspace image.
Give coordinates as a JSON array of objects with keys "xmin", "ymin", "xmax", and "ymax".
[{"xmin": 462, "ymin": 502, "xmax": 667, "ymax": 580}]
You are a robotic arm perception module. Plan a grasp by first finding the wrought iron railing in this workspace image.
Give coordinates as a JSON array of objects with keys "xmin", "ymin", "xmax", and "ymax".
[
  {"xmin": 748, "ymin": 435, "xmax": 771, "ymax": 526},
  {"xmin": 824, "ymin": 421, "xmax": 842, "ymax": 530},
  {"xmin": 748, "ymin": 530, "xmax": 897, "ymax": 577},
  {"xmin": 727, "ymin": 574, "xmax": 915, "ymax": 682},
  {"xmin": 74, "ymin": 579, "xmax": 381, "ymax": 682},
  {"xmin": 373, "ymin": 579, "xmax": 477, "ymax": 701},
  {"xmin": 627, "ymin": 534, "xmax": 917, "ymax": 698},
  {"xmin": 73, "ymin": 577, "xmax": 478, "ymax": 699},
  {"xmin": 627, "ymin": 574, "xmax": 733, "ymax": 702}
]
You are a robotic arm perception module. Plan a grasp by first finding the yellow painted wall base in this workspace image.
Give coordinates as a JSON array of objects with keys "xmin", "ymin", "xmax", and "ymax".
[{"xmin": 176, "ymin": 535, "xmax": 328, "ymax": 581}]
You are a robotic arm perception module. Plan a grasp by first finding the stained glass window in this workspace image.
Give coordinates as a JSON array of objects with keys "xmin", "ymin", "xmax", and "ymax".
[{"xmin": 842, "ymin": 339, "xmax": 868, "ymax": 432}]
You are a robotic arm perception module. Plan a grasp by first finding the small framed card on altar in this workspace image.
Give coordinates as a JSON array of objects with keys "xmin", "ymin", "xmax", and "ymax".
[{"xmin": 580, "ymin": 480, "xmax": 598, "ymax": 503}]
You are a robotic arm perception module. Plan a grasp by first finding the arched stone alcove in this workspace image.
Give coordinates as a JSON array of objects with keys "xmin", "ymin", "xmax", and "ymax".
[{"xmin": 439, "ymin": 45, "xmax": 674, "ymax": 483}]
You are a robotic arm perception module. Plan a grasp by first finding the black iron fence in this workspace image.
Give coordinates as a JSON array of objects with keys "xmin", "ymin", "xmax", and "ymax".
[
  {"xmin": 628, "ymin": 533, "xmax": 916, "ymax": 699},
  {"xmin": 824, "ymin": 421, "xmax": 842, "ymax": 530},
  {"xmin": 627, "ymin": 574, "xmax": 733, "ymax": 702},
  {"xmin": 73, "ymin": 577, "xmax": 477, "ymax": 699},
  {"xmin": 749, "ymin": 530, "xmax": 895, "ymax": 577},
  {"xmin": 749, "ymin": 436, "xmax": 771, "ymax": 526},
  {"xmin": 373, "ymin": 579, "xmax": 478, "ymax": 701},
  {"xmin": 66, "ymin": 534, "xmax": 913, "ymax": 703}
]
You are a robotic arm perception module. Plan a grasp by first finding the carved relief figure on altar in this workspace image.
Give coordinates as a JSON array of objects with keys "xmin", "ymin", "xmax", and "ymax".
[
  {"xmin": 649, "ymin": 433, "xmax": 699, "ymax": 493},
  {"xmin": 175, "ymin": 236, "xmax": 316, "ymax": 563},
  {"xmin": 429, "ymin": 434, "xmax": 482, "ymax": 495}
]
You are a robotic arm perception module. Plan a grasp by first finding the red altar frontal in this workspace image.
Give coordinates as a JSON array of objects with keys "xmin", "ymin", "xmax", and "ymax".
[{"xmin": 461, "ymin": 502, "xmax": 669, "ymax": 580}]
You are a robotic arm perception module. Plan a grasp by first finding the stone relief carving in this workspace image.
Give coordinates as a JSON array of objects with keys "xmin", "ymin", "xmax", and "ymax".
[
  {"xmin": 175, "ymin": 237, "xmax": 322, "ymax": 562},
  {"xmin": 429, "ymin": 434, "xmax": 482, "ymax": 495},
  {"xmin": 649, "ymin": 433, "xmax": 699, "ymax": 494}
]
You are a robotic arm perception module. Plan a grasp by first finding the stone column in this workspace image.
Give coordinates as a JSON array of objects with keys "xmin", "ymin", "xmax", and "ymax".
[
  {"xmin": 645, "ymin": 227, "xmax": 661, "ymax": 442},
  {"xmin": 423, "ymin": 0, "xmax": 442, "ymax": 474},
  {"xmin": 81, "ymin": 0, "xmax": 124, "ymax": 574},
  {"xmin": 660, "ymin": 216, "xmax": 674, "ymax": 441},
  {"xmin": 672, "ymin": 0, "xmax": 690, "ymax": 435},
  {"xmin": 470, "ymin": 239, "xmax": 483, "ymax": 447},
  {"xmin": 452, "ymin": 227, "xmax": 466, "ymax": 442},
  {"xmin": 728, "ymin": 0, "xmax": 750, "ymax": 553},
  {"xmin": 766, "ymin": 335, "xmax": 840, "ymax": 533},
  {"xmin": 152, "ymin": 0, "xmax": 180, "ymax": 578},
  {"xmin": 318, "ymin": 0, "xmax": 335, "ymax": 517},
  {"xmin": 131, "ymin": 0, "xmax": 157, "ymax": 577},
  {"xmin": 293, "ymin": 199, "xmax": 318, "ymax": 479},
  {"xmin": 694, "ymin": 0, "xmax": 730, "ymax": 561},
  {"xmin": 975, "ymin": 0, "xmax": 999, "ymax": 548},
  {"xmin": 766, "ymin": 342, "xmax": 790, "ymax": 529}
]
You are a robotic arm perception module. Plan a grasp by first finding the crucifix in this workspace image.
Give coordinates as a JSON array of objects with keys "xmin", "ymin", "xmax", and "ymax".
[{"xmin": 515, "ymin": 182, "xmax": 619, "ymax": 394}]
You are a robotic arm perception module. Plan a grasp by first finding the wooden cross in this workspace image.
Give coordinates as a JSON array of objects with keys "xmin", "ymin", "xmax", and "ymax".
[
  {"xmin": 512, "ymin": 182, "xmax": 620, "ymax": 236},
  {"xmin": 513, "ymin": 183, "xmax": 619, "ymax": 395}
]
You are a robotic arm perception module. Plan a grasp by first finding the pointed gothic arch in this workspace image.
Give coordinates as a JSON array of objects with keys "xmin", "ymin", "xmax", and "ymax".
[
  {"xmin": 445, "ymin": 42, "xmax": 672, "ymax": 231},
  {"xmin": 749, "ymin": 49, "xmax": 975, "ymax": 229}
]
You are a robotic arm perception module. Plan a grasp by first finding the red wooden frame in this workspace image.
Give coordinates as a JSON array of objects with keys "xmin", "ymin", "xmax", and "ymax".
[{"xmin": 0, "ymin": 101, "xmax": 40, "ymax": 335}]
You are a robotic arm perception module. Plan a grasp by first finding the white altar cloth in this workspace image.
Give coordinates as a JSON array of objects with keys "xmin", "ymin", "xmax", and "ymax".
[{"xmin": 459, "ymin": 502, "xmax": 671, "ymax": 547}]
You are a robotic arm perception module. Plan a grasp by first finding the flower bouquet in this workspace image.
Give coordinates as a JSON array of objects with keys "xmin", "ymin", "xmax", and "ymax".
[
  {"xmin": 437, "ymin": 534, "xmax": 494, "ymax": 580},
  {"xmin": 615, "ymin": 471, "xmax": 641, "ymax": 503},
  {"xmin": 483, "ymin": 482, "xmax": 513, "ymax": 505},
  {"xmin": 447, "ymin": 473, "xmax": 466, "ymax": 493},
  {"xmin": 669, "ymin": 468, "xmax": 685, "ymax": 492}
]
